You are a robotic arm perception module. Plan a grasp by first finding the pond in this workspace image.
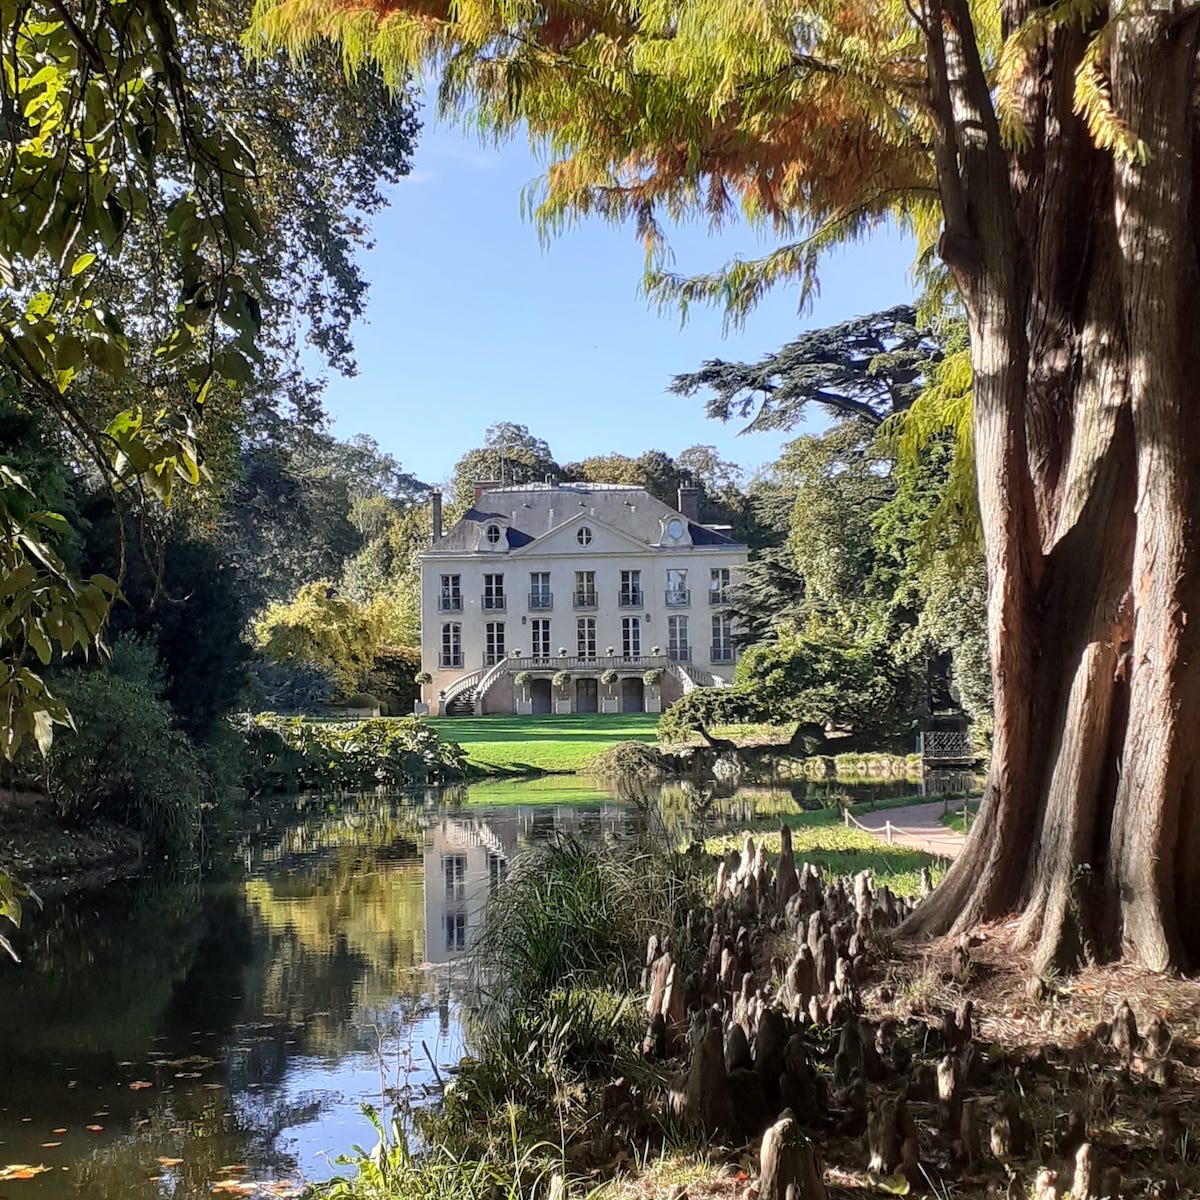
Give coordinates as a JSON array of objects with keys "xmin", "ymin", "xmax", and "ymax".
[{"xmin": 0, "ymin": 774, "xmax": 967, "ymax": 1198}]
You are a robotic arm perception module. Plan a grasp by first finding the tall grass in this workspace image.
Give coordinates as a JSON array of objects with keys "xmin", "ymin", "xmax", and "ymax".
[
  {"xmin": 320, "ymin": 1106, "xmax": 565, "ymax": 1200},
  {"xmin": 469, "ymin": 834, "xmax": 703, "ymax": 1023}
]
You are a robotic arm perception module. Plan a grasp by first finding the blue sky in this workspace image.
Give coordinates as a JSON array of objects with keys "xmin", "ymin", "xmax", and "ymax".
[{"xmin": 317, "ymin": 116, "xmax": 917, "ymax": 488}]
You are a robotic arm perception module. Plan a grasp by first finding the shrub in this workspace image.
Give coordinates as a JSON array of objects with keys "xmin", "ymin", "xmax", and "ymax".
[
  {"xmin": 657, "ymin": 686, "xmax": 771, "ymax": 742},
  {"xmin": 585, "ymin": 740, "xmax": 668, "ymax": 779},
  {"xmin": 339, "ymin": 692, "xmax": 381, "ymax": 710},
  {"xmin": 414, "ymin": 670, "xmax": 433, "ymax": 685},
  {"xmin": 42, "ymin": 643, "xmax": 206, "ymax": 854},
  {"xmin": 245, "ymin": 715, "xmax": 466, "ymax": 793},
  {"xmin": 368, "ymin": 645, "xmax": 422, "ymax": 715},
  {"xmin": 251, "ymin": 659, "xmax": 337, "ymax": 712},
  {"xmin": 513, "ymin": 671, "xmax": 533, "ymax": 688},
  {"xmin": 600, "ymin": 668, "xmax": 618, "ymax": 686},
  {"xmin": 471, "ymin": 835, "xmax": 703, "ymax": 1024},
  {"xmin": 642, "ymin": 668, "xmax": 663, "ymax": 686},
  {"xmin": 552, "ymin": 671, "xmax": 571, "ymax": 687}
]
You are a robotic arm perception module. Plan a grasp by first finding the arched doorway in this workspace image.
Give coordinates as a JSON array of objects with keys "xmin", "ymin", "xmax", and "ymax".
[
  {"xmin": 530, "ymin": 678, "xmax": 552, "ymax": 715},
  {"xmin": 621, "ymin": 677, "xmax": 645, "ymax": 713},
  {"xmin": 576, "ymin": 677, "xmax": 599, "ymax": 714}
]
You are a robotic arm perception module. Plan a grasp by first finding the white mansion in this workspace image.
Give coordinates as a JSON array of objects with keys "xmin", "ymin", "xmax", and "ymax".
[{"xmin": 418, "ymin": 482, "xmax": 749, "ymax": 716}]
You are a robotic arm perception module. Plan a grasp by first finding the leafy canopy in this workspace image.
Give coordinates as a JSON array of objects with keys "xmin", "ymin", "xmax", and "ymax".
[{"xmin": 247, "ymin": 0, "xmax": 937, "ymax": 321}]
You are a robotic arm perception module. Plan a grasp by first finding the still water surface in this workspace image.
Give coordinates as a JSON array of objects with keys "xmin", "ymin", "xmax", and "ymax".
[{"xmin": 0, "ymin": 775, "xmax": 955, "ymax": 1199}]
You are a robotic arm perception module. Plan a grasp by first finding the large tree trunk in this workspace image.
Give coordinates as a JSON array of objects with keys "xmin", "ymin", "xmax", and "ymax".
[{"xmin": 905, "ymin": 1, "xmax": 1200, "ymax": 972}]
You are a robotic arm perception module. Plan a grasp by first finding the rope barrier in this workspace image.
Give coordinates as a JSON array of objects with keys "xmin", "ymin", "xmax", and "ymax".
[{"xmin": 841, "ymin": 805, "xmax": 961, "ymax": 858}]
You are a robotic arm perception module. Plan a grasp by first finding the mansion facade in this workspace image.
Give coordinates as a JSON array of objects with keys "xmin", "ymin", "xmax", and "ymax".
[{"xmin": 418, "ymin": 482, "xmax": 749, "ymax": 716}]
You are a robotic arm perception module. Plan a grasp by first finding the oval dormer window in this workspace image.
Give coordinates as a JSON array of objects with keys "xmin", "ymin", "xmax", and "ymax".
[
  {"xmin": 485, "ymin": 524, "xmax": 503, "ymax": 545},
  {"xmin": 666, "ymin": 518, "xmax": 685, "ymax": 540},
  {"xmin": 577, "ymin": 526, "xmax": 593, "ymax": 546}
]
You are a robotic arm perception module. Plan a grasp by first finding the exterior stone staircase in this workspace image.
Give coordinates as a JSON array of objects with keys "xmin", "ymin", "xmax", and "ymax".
[{"xmin": 441, "ymin": 668, "xmax": 484, "ymax": 716}]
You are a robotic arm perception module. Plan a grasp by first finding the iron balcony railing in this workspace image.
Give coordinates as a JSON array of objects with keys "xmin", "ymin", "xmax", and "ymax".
[
  {"xmin": 528, "ymin": 592, "xmax": 553, "ymax": 610},
  {"xmin": 668, "ymin": 646, "xmax": 692, "ymax": 663},
  {"xmin": 665, "ymin": 589, "xmax": 690, "ymax": 607},
  {"xmin": 710, "ymin": 644, "xmax": 735, "ymax": 662},
  {"xmin": 438, "ymin": 596, "xmax": 463, "ymax": 612},
  {"xmin": 483, "ymin": 652, "xmax": 506, "ymax": 666},
  {"xmin": 618, "ymin": 590, "xmax": 644, "ymax": 608},
  {"xmin": 573, "ymin": 591, "xmax": 598, "ymax": 608},
  {"xmin": 440, "ymin": 653, "xmax": 463, "ymax": 668},
  {"xmin": 708, "ymin": 589, "xmax": 729, "ymax": 606},
  {"xmin": 481, "ymin": 593, "xmax": 506, "ymax": 612}
]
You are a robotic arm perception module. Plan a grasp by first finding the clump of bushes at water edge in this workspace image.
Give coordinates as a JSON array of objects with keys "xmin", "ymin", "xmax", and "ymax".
[
  {"xmin": 245, "ymin": 716, "xmax": 466, "ymax": 793},
  {"xmin": 656, "ymin": 686, "xmax": 770, "ymax": 742},
  {"xmin": 416, "ymin": 835, "xmax": 706, "ymax": 1160}
]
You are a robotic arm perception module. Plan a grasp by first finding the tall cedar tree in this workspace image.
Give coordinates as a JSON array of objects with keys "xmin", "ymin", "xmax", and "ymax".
[{"xmin": 252, "ymin": 0, "xmax": 1200, "ymax": 974}]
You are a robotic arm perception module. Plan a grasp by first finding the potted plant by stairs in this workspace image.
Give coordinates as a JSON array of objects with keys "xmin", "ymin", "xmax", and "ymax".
[
  {"xmin": 514, "ymin": 670, "xmax": 534, "ymax": 716},
  {"xmin": 600, "ymin": 668, "xmax": 620, "ymax": 714},
  {"xmin": 643, "ymin": 667, "xmax": 664, "ymax": 715},
  {"xmin": 552, "ymin": 671, "xmax": 572, "ymax": 715},
  {"xmin": 413, "ymin": 670, "xmax": 433, "ymax": 716}
]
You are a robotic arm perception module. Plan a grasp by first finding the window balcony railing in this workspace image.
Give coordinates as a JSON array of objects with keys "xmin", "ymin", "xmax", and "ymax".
[
  {"xmin": 576, "ymin": 650, "xmax": 598, "ymax": 662},
  {"xmin": 708, "ymin": 590, "xmax": 729, "ymax": 606},
  {"xmin": 528, "ymin": 592, "xmax": 553, "ymax": 610},
  {"xmin": 483, "ymin": 652, "xmax": 506, "ymax": 666},
  {"xmin": 710, "ymin": 645, "xmax": 736, "ymax": 663},
  {"xmin": 665, "ymin": 589, "xmax": 690, "ymax": 607},
  {"xmin": 438, "ymin": 596, "xmax": 463, "ymax": 612},
  {"xmin": 618, "ymin": 590, "xmax": 644, "ymax": 608},
  {"xmin": 481, "ymin": 594, "xmax": 506, "ymax": 612},
  {"xmin": 573, "ymin": 591, "xmax": 598, "ymax": 609},
  {"xmin": 668, "ymin": 646, "xmax": 692, "ymax": 663},
  {"xmin": 440, "ymin": 653, "xmax": 463, "ymax": 668}
]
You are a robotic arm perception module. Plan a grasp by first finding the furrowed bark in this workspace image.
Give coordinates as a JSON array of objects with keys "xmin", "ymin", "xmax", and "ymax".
[
  {"xmin": 1107, "ymin": 12, "xmax": 1200, "ymax": 970},
  {"xmin": 906, "ymin": 2, "xmax": 1200, "ymax": 973}
]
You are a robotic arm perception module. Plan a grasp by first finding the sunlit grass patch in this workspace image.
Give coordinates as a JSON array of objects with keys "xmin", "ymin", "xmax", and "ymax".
[
  {"xmin": 429, "ymin": 714, "xmax": 659, "ymax": 775},
  {"xmin": 704, "ymin": 821, "xmax": 946, "ymax": 898},
  {"xmin": 940, "ymin": 800, "xmax": 980, "ymax": 833}
]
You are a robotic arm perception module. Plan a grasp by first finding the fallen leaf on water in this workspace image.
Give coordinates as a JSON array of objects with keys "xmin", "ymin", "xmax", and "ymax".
[
  {"xmin": 129, "ymin": 1081, "xmax": 153, "ymax": 1091},
  {"xmin": 52, "ymin": 1129, "xmax": 67, "ymax": 1135},
  {"xmin": 218, "ymin": 1165, "xmax": 248, "ymax": 1173},
  {"xmin": 203, "ymin": 1084, "xmax": 224, "ymax": 1091},
  {"xmin": 40, "ymin": 1143, "xmax": 61, "ymax": 1149},
  {"xmin": 0, "ymin": 1164, "xmax": 51, "ymax": 1181},
  {"xmin": 175, "ymin": 1072, "xmax": 202, "ymax": 1079},
  {"xmin": 262, "ymin": 1182, "xmax": 303, "ymax": 1198},
  {"xmin": 211, "ymin": 1182, "xmax": 255, "ymax": 1196},
  {"xmin": 66, "ymin": 1081, "xmax": 77, "ymax": 1089},
  {"xmin": 157, "ymin": 1157, "xmax": 184, "ymax": 1167},
  {"xmin": 85, "ymin": 1126, "xmax": 103, "ymax": 1133}
]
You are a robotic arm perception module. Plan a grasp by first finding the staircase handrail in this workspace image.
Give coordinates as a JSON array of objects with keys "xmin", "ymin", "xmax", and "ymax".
[
  {"xmin": 473, "ymin": 656, "xmax": 515, "ymax": 707},
  {"xmin": 441, "ymin": 667, "xmax": 484, "ymax": 708}
]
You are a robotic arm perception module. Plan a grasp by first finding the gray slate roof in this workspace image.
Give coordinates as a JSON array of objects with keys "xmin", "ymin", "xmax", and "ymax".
[{"xmin": 434, "ymin": 483, "xmax": 741, "ymax": 551}]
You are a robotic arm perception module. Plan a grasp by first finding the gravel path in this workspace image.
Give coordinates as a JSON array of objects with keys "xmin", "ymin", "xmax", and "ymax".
[{"xmin": 851, "ymin": 800, "xmax": 969, "ymax": 861}]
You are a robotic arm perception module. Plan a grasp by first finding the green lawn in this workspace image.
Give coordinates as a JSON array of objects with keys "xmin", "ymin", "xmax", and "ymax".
[
  {"xmin": 940, "ymin": 799, "xmax": 980, "ymax": 833},
  {"xmin": 428, "ymin": 713, "xmax": 660, "ymax": 774}
]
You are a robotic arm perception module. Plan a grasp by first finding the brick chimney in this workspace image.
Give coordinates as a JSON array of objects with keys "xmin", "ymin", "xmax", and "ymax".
[
  {"xmin": 677, "ymin": 485, "xmax": 700, "ymax": 523},
  {"xmin": 431, "ymin": 489, "xmax": 443, "ymax": 542},
  {"xmin": 473, "ymin": 479, "xmax": 501, "ymax": 505}
]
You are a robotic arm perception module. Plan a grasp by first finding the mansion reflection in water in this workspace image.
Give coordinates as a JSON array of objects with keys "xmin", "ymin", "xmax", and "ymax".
[{"xmin": 422, "ymin": 804, "xmax": 635, "ymax": 964}]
